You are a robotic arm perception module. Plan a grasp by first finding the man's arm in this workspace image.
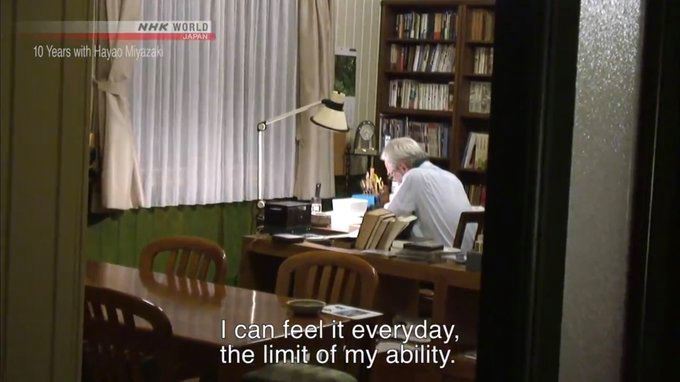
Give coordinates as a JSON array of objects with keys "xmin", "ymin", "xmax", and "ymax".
[{"xmin": 386, "ymin": 172, "xmax": 417, "ymax": 216}]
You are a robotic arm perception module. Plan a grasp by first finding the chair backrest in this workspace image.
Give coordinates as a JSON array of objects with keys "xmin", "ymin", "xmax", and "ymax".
[
  {"xmin": 140, "ymin": 236, "xmax": 227, "ymax": 283},
  {"xmin": 453, "ymin": 210, "xmax": 485, "ymax": 249},
  {"xmin": 83, "ymin": 285, "xmax": 175, "ymax": 382},
  {"xmin": 275, "ymin": 251, "xmax": 379, "ymax": 308}
]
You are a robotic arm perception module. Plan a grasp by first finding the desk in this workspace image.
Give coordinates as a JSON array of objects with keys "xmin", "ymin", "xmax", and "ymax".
[
  {"xmin": 85, "ymin": 261, "xmax": 378, "ymax": 380},
  {"xmin": 239, "ymin": 235, "xmax": 481, "ymax": 348}
]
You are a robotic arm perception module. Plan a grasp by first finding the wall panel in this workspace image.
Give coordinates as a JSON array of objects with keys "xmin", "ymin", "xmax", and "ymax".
[
  {"xmin": 332, "ymin": 0, "xmax": 381, "ymax": 175},
  {"xmin": 86, "ymin": 202, "xmax": 254, "ymax": 284}
]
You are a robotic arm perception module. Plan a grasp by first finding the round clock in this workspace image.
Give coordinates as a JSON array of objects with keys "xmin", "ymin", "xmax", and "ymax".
[{"xmin": 352, "ymin": 120, "xmax": 378, "ymax": 155}]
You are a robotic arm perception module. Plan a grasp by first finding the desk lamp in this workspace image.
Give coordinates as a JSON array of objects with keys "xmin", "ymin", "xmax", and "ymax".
[{"xmin": 256, "ymin": 91, "xmax": 349, "ymax": 211}]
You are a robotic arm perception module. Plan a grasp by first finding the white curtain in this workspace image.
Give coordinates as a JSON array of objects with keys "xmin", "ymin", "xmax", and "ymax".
[
  {"xmin": 132, "ymin": 0, "xmax": 298, "ymax": 207},
  {"xmin": 95, "ymin": 0, "xmax": 145, "ymax": 210}
]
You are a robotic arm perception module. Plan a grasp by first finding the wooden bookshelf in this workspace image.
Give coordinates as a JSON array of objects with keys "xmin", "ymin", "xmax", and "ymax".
[
  {"xmin": 386, "ymin": 38, "xmax": 457, "ymax": 44},
  {"xmin": 381, "ymin": 108, "xmax": 454, "ymax": 118},
  {"xmin": 460, "ymin": 112, "xmax": 491, "ymax": 120},
  {"xmin": 466, "ymin": 40, "xmax": 494, "ymax": 46},
  {"xmin": 384, "ymin": 70, "xmax": 456, "ymax": 80},
  {"xmin": 375, "ymin": 0, "xmax": 495, "ymax": 206},
  {"xmin": 455, "ymin": 3, "xmax": 493, "ymax": 207}
]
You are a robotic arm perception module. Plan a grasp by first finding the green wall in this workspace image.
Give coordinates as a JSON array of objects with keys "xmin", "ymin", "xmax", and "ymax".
[{"xmin": 86, "ymin": 202, "xmax": 255, "ymax": 285}]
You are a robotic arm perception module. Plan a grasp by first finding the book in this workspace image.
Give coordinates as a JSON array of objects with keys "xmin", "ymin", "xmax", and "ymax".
[
  {"xmin": 375, "ymin": 215, "xmax": 418, "ymax": 250},
  {"xmin": 469, "ymin": 9, "xmax": 494, "ymax": 42},
  {"xmin": 403, "ymin": 240, "xmax": 444, "ymax": 251},
  {"xmin": 366, "ymin": 214, "xmax": 396, "ymax": 250},
  {"xmin": 462, "ymin": 133, "xmax": 477, "ymax": 168},
  {"xmin": 271, "ymin": 233, "xmax": 305, "ymax": 243},
  {"xmin": 464, "ymin": 184, "xmax": 487, "ymax": 206},
  {"xmin": 462, "ymin": 132, "xmax": 488, "ymax": 170},
  {"xmin": 476, "ymin": 133, "xmax": 488, "ymax": 170},
  {"xmin": 355, "ymin": 209, "xmax": 395, "ymax": 249}
]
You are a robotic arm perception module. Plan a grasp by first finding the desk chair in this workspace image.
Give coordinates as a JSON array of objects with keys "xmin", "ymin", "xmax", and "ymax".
[
  {"xmin": 244, "ymin": 252, "xmax": 379, "ymax": 382},
  {"xmin": 275, "ymin": 251, "xmax": 379, "ymax": 308},
  {"xmin": 82, "ymin": 285, "xmax": 175, "ymax": 382},
  {"xmin": 419, "ymin": 210, "xmax": 485, "ymax": 316},
  {"xmin": 452, "ymin": 210, "xmax": 485, "ymax": 249},
  {"xmin": 410, "ymin": 211, "xmax": 483, "ymax": 380},
  {"xmin": 139, "ymin": 236, "xmax": 227, "ymax": 283}
]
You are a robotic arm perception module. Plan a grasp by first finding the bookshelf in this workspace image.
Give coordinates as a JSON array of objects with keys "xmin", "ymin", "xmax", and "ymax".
[{"xmin": 376, "ymin": 0, "xmax": 495, "ymax": 206}]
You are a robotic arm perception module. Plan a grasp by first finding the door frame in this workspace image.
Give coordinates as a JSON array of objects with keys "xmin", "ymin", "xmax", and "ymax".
[
  {"xmin": 477, "ymin": 0, "xmax": 580, "ymax": 380},
  {"xmin": 1, "ymin": 0, "xmax": 91, "ymax": 380},
  {"xmin": 477, "ymin": 0, "xmax": 679, "ymax": 381},
  {"xmin": 625, "ymin": 0, "xmax": 679, "ymax": 380}
]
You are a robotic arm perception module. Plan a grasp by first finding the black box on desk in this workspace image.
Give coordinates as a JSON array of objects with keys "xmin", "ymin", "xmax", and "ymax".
[{"xmin": 264, "ymin": 201, "xmax": 311, "ymax": 234}]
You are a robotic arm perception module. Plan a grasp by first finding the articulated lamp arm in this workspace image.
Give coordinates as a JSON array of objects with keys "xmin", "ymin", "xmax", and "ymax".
[
  {"xmin": 256, "ymin": 91, "xmax": 348, "ymax": 212},
  {"xmin": 256, "ymin": 100, "xmax": 323, "ymax": 208}
]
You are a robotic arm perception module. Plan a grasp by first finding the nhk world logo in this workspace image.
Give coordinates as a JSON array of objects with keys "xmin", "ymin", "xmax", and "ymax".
[
  {"xmin": 22, "ymin": 21, "xmax": 215, "ymax": 41},
  {"xmin": 133, "ymin": 21, "xmax": 212, "ymax": 39}
]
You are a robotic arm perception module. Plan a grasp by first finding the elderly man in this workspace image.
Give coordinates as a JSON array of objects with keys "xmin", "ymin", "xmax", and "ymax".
[{"xmin": 382, "ymin": 137, "xmax": 476, "ymax": 250}]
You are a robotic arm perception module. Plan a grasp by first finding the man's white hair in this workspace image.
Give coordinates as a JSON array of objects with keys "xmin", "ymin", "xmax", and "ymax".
[{"xmin": 381, "ymin": 137, "xmax": 428, "ymax": 168}]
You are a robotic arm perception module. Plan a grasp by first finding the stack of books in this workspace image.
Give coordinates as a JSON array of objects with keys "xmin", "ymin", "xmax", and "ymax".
[{"xmin": 392, "ymin": 240, "xmax": 461, "ymax": 262}]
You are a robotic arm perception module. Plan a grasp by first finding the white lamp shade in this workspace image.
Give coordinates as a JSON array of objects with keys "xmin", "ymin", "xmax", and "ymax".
[{"xmin": 310, "ymin": 91, "xmax": 349, "ymax": 132}]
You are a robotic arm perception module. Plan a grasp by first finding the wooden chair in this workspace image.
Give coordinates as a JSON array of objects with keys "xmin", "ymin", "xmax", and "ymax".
[
  {"xmin": 82, "ymin": 285, "xmax": 175, "ymax": 382},
  {"xmin": 245, "ymin": 252, "xmax": 376, "ymax": 382},
  {"xmin": 275, "ymin": 251, "xmax": 379, "ymax": 309},
  {"xmin": 139, "ymin": 236, "xmax": 227, "ymax": 283},
  {"xmin": 453, "ymin": 210, "xmax": 485, "ymax": 249}
]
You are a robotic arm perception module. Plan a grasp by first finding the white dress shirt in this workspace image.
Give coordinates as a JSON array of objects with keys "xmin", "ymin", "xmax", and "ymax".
[{"xmin": 387, "ymin": 161, "xmax": 477, "ymax": 250}]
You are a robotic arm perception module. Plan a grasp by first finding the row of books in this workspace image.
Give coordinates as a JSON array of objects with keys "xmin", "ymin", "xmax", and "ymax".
[
  {"xmin": 379, "ymin": 116, "xmax": 450, "ymax": 159},
  {"xmin": 461, "ymin": 132, "xmax": 489, "ymax": 170},
  {"xmin": 355, "ymin": 209, "xmax": 417, "ymax": 250},
  {"xmin": 394, "ymin": 11, "xmax": 458, "ymax": 40},
  {"xmin": 469, "ymin": 9, "xmax": 494, "ymax": 42},
  {"xmin": 389, "ymin": 80, "xmax": 454, "ymax": 111},
  {"xmin": 468, "ymin": 81, "xmax": 492, "ymax": 114},
  {"xmin": 472, "ymin": 47, "xmax": 494, "ymax": 75},
  {"xmin": 465, "ymin": 184, "xmax": 487, "ymax": 206},
  {"xmin": 389, "ymin": 43, "xmax": 455, "ymax": 73}
]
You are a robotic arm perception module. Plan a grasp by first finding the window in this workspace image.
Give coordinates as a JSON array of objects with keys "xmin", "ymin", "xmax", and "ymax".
[{"xmin": 131, "ymin": 0, "xmax": 298, "ymax": 207}]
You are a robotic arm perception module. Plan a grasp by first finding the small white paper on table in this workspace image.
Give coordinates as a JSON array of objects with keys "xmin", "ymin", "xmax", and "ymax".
[{"xmin": 322, "ymin": 304, "xmax": 382, "ymax": 320}]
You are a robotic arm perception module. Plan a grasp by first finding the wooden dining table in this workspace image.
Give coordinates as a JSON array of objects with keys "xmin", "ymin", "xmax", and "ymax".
[
  {"xmin": 85, "ymin": 260, "xmax": 380, "ymax": 380},
  {"xmin": 240, "ymin": 234, "xmax": 481, "ymax": 349}
]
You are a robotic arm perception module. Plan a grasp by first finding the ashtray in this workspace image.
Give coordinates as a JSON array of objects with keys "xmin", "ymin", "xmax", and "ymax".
[{"xmin": 286, "ymin": 299, "xmax": 326, "ymax": 316}]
